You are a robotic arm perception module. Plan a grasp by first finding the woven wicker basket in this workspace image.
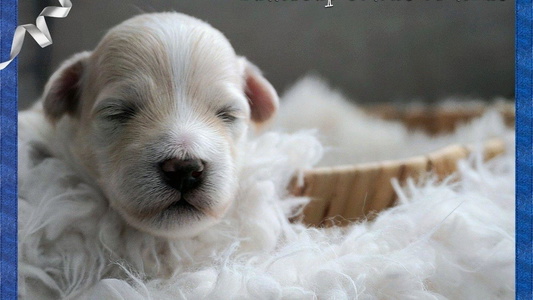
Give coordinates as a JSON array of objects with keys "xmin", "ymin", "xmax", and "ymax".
[{"xmin": 290, "ymin": 103, "xmax": 514, "ymax": 227}]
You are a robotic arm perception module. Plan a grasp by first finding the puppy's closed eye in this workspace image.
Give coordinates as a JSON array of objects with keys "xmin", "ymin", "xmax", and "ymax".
[
  {"xmin": 216, "ymin": 106, "xmax": 241, "ymax": 124},
  {"xmin": 95, "ymin": 99, "xmax": 138, "ymax": 124},
  {"xmin": 94, "ymin": 99, "xmax": 139, "ymax": 139}
]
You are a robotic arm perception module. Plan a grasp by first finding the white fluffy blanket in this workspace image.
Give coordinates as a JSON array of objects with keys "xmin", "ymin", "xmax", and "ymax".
[{"xmin": 18, "ymin": 78, "xmax": 515, "ymax": 299}]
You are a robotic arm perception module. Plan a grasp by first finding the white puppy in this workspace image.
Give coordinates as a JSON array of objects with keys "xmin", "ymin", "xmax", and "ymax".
[{"xmin": 32, "ymin": 12, "xmax": 279, "ymax": 239}]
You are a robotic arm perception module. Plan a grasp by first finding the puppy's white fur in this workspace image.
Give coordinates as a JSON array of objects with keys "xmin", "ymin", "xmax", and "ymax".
[{"xmin": 33, "ymin": 12, "xmax": 279, "ymax": 238}]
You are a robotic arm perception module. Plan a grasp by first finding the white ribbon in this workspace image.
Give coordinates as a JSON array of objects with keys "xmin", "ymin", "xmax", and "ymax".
[{"xmin": 0, "ymin": 0, "xmax": 72, "ymax": 70}]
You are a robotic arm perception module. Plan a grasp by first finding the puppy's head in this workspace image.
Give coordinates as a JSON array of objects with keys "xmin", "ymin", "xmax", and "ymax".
[{"xmin": 42, "ymin": 13, "xmax": 278, "ymax": 238}]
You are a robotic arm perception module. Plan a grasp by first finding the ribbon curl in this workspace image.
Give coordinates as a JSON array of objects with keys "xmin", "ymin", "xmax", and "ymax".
[{"xmin": 0, "ymin": 0, "xmax": 72, "ymax": 70}]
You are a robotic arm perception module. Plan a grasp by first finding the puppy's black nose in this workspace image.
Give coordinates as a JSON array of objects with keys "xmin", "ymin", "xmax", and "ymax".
[{"xmin": 160, "ymin": 158, "xmax": 204, "ymax": 193}]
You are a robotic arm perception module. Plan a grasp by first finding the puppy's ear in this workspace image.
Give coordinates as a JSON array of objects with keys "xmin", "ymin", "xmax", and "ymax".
[
  {"xmin": 241, "ymin": 58, "xmax": 279, "ymax": 124},
  {"xmin": 43, "ymin": 51, "xmax": 91, "ymax": 122}
]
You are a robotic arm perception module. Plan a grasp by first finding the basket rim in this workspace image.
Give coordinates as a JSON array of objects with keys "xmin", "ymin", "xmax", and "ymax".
[{"xmin": 299, "ymin": 137, "xmax": 506, "ymax": 176}]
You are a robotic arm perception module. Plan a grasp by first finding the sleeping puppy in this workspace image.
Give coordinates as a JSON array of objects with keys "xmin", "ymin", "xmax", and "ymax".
[{"xmin": 36, "ymin": 12, "xmax": 278, "ymax": 239}]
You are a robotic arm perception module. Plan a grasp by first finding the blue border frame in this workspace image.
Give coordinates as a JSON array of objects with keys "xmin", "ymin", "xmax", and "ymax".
[
  {"xmin": 0, "ymin": 0, "xmax": 18, "ymax": 299},
  {"xmin": 0, "ymin": 1, "xmax": 532, "ymax": 298},
  {"xmin": 516, "ymin": 0, "xmax": 533, "ymax": 299}
]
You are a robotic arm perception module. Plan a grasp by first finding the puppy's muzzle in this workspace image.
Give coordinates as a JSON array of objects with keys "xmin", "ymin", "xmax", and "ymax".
[{"xmin": 160, "ymin": 158, "xmax": 204, "ymax": 194}]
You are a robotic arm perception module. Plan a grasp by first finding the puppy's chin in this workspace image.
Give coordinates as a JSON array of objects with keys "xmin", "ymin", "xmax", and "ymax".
[
  {"xmin": 115, "ymin": 194, "xmax": 233, "ymax": 239},
  {"xmin": 121, "ymin": 212, "xmax": 222, "ymax": 240}
]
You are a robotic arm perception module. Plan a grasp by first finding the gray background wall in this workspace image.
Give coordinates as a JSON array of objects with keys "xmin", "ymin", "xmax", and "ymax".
[{"xmin": 18, "ymin": 0, "xmax": 514, "ymax": 110}]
